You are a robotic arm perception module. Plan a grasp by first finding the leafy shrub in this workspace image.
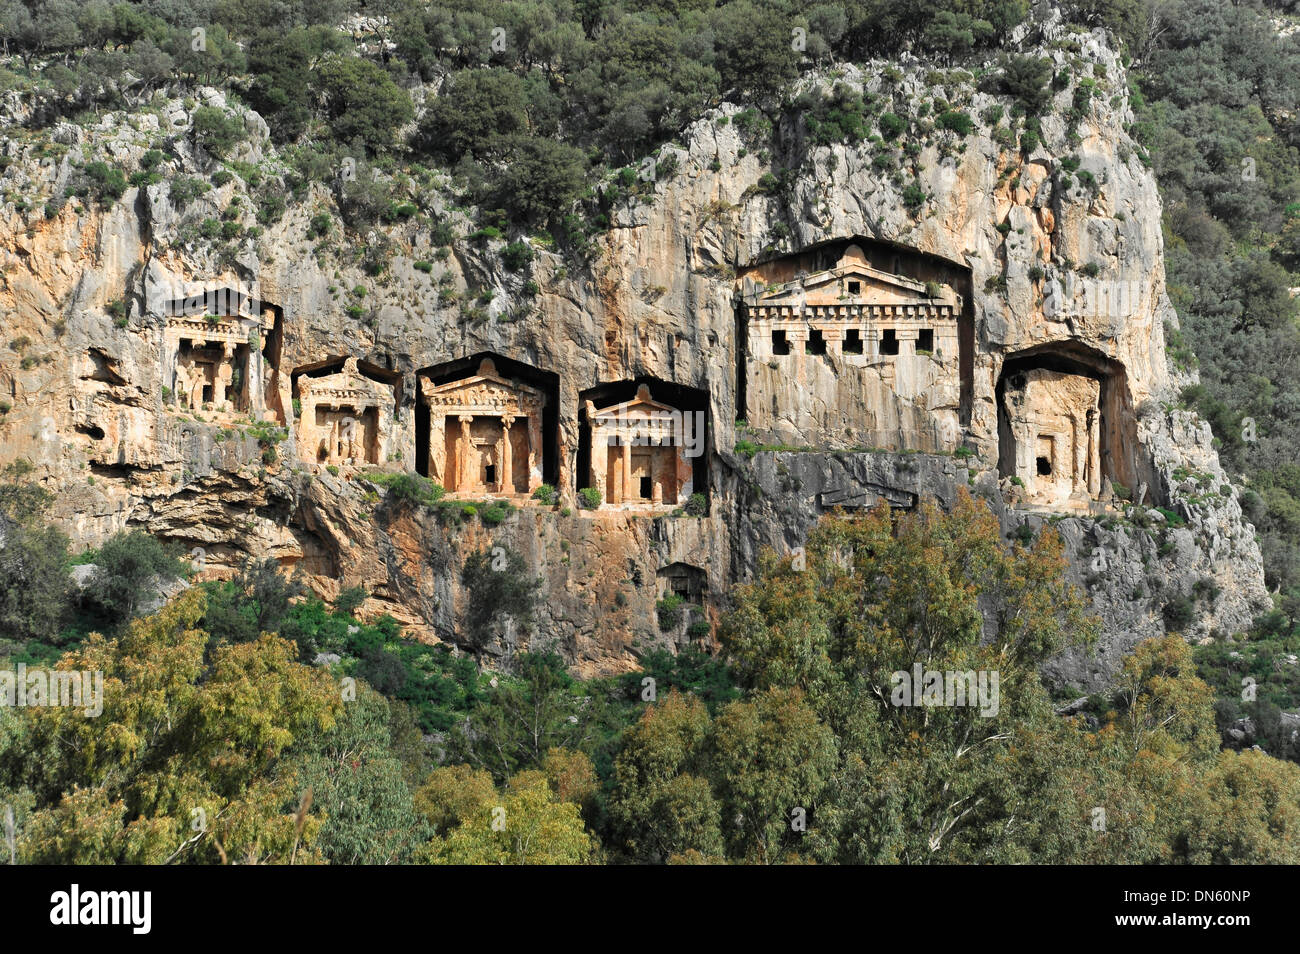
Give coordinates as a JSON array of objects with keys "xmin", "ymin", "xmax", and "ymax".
[
  {"xmin": 1162, "ymin": 596, "xmax": 1195, "ymax": 631},
  {"xmin": 936, "ymin": 110, "xmax": 974, "ymax": 136},
  {"xmin": 502, "ymin": 241, "xmax": 534, "ymax": 271},
  {"xmin": 656, "ymin": 594, "xmax": 685, "ymax": 631},
  {"xmin": 307, "ymin": 212, "xmax": 332, "ymax": 238},
  {"xmin": 169, "ymin": 176, "xmax": 209, "ymax": 207},
  {"xmin": 77, "ymin": 161, "xmax": 127, "ymax": 206},
  {"xmin": 578, "ymin": 487, "xmax": 602, "ymax": 509},
  {"xmin": 366, "ymin": 472, "xmax": 445, "ymax": 508},
  {"xmin": 479, "ymin": 500, "xmax": 516, "ymax": 527},
  {"xmin": 1157, "ymin": 507, "xmax": 1186, "ymax": 527},
  {"xmin": 878, "ymin": 112, "xmax": 906, "ymax": 139},
  {"xmin": 532, "ymin": 484, "xmax": 559, "ymax": 506},
  {"xmin": 192, "ymin": 106, "xmax": 245, "ymax": 158}
]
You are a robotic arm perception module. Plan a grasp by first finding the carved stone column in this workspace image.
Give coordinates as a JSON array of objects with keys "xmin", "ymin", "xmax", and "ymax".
[
  {"xmin": 651, "ymin": 450, "xmax": 664, "ymax": 504},
  {"xmin": 429, "ymin": 409, "xmax": 445, "ymax": 485},
  {"xmin": 215, "ymin": 342, "xmax": 235, "ymax": 407},
  {"xmin": 589, "ymin": 428, "xmax": 605, "ymax": 499},
  {"xmin": 821, "ymin": 325, "xmax": 844, "ymax": 358},
  {"xmin": 1072, "ymin": 416, "xmax": 1085, "ymax": 494},
  {"xmin": 1016, "ymin": 422, "xmax": 1034, "ymax": 490},
  {"xmin": 750, "ymin": 315, "xmax": 772, "ymax": 359},
  {"xmin": 1087, "ymin": 409, "xmax": 1101, "ymax": 497},
  {"xmin": 527, "ymin": 408, "xmax": 542, "ymax": 491},
  {"xmin": 625, "ymin": 439, "xmax": 636, "ymax": 503},
  {"xmin": 458, "ymin": 415, "xmax": 473, "ymax": 492},
  {"xmin": 500, "ymin": 415, "xmax": 514, "ymax": 493}
]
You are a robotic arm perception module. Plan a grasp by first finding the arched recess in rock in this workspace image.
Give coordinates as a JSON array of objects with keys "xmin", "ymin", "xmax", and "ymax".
[{"xmin": 995, "ymin": 340, "xmax": 1156, "ymax": 508}]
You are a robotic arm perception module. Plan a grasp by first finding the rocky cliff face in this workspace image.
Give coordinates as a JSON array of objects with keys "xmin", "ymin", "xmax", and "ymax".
[{"xmin": 0, "ymin": 17, "xmax": 1269, "ymax": 687}]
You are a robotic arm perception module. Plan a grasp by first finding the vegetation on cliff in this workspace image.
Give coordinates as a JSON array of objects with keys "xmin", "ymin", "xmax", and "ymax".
[{"xmin": 4, "ymin": 489, "xmax": 1300, "ymax": 863}]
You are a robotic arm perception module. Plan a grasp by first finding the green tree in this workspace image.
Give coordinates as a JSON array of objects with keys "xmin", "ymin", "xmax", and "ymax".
[
  {"xmin": 419, "ymin": 68, "xmax": 531, "ymax": 161},
  {"xmin": 0, "ymin": 464, "xmax": 71, "ymax": 654},
  {"xmin": 453, "ymin": 653, "xmax": 604, "ymax": 780},
  {"xmin": 289, "ymin": 686, "xmax": 428, "ymax": 864},
  {"xmin": 78, "ymin": 529, "xmax": 186, "ymax": 631},
  {"xmin": 607, "ymin": 691, "xmax": 723, "ymax": 862},
  {"xmin": 191, "ymin": 105, "xmax": 246, "ymax": 158},
  {"xmin": 3, "ymin": 590, "xmax": 341, "ymax": 864},
  {"xmin": 708, "ymin": 688, "xmax": 836, "ymax": 863},
  {"xmin": 424, "ymin": 769, "xmax": 593, "ymax": 864},
  {"xmin": 487, "ymin": 136, "xmax": 587, "ymax": 228},
  {"xmin": 247, "ymin": 24, "xmax": 348, "ymax": 141},
  {"xmin": 459, "ymin": 545, "xmax": 541, "ymax": 652},
  {"xmin": 313, "ymin": 55, "xmax": 413, "ymax": 154},
  {"xmin": 202, "ymin": 558, "xmax": 305, "ymax": 645}
]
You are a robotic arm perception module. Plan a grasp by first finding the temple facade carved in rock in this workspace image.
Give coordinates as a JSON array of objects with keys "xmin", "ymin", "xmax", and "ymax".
[
  {"xmin": 1000, "ymin": 368, "xmax": 1101, "ymax": 509},
  {"xmin": 585, "ymin": 384, "xmax": 697, "ymax": 509},
  {"xmin": 746, "ymin": 244, "xmax": 962, "ymax": 369},
  {"xmin": 738, "ymin": 243, "xmax": 966, "ymax": 452},
  {"xmin": 420, "ymin": 358, "xmax": 546, "ymax": 496},
  {"xmin": 297, "ymin": 357, "xmax": 396, "ymax": 469},
  {"xmin": 161, "ymin": 288, "xmax": 278, "ymax": 420}
]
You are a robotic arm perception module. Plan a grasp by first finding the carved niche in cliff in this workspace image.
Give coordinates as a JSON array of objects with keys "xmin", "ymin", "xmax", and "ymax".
[
  {"xmin": 296, "ymin": 357, "xmax": 396, "ymax": 469},
  {"xmin": 585, "ymin": 384, "xmax": 700, "ymax": 509},
  {"xmin": 420, "ymin": 358, "xmax": 545, "ymax": 496},
  {"xmin": 657, "ymin": 562, "xmax": 710, "ymax": 641},
  {"xmin": 736, "ymin": 240, "xmax": 973, "ymax": 452},
  {"xmin": 1000, "ymin": 369, "xmax": 1101, "ymax": 508},
  {"xmin": 995, "ymin": 342, "xmax": 1146, "ymax": 513},
  {"xmin": 161, "ymin": 288, "xmax": 279, "ymax": 420},
  {"xmin": 657, "ymin": 562, "xmax": 706, "ymax": 602}
]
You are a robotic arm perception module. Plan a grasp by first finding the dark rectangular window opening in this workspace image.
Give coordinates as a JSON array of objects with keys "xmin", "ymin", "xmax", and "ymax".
[
  {"xmin": 843, "ymin": 328, "xmax": 863, "ymax": 354},
  {"xmin": 806, "ymin": 329, "xmax": 826, "ymax": 355},
  {"xmin": 918, "ymin": 328, "xmax": 934, "ymax": 353},
  {"xmin": 639, "ymin": 476, "xmax": 652, "ymax": 499},
  {"xmin": 771, "ymin": 330, "xmax": 790, "ymax": 355},
  {"xmin": 847, "ymin": 280, "xmax": 861, "ymax": 294},
  {"xmin": 485, "ymin": 464, "xmax": 496, "ymax": 485},
  {"xmin": 880, "ymin": 329, "xmax": 899, "ymax": 356}
]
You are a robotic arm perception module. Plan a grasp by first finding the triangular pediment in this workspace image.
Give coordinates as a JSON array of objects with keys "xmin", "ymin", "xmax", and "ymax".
[
  {"xmin": 161, "ymin": 286, "xmax": 275, "ymax": 325},
  {"xmin": 423, "ymin": 358, "xmax": 545, "ymax": 404},
  {"xmin": 746, "ymin": 244, "xmax": 961, "ymax": 311},
  {"xmin": 426, "ymin": 373, "xmax": 542, "ymax": 401},
  {"xmin": 592, "ymin": 384, "xmax": 680, "ymax": 420},
  {"xmin": 757, "ymin": 265, "xmax": 932, "ymax": 306},
  {"xmin": 307, "ymin": 370, "xmax": 377, "ymax": 391}
]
